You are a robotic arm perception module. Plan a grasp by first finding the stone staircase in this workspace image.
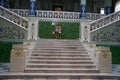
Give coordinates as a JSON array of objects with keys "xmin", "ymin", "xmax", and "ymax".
[
  {"xmin": 25, "ymin": 39, "xmax": 99, "ymax": 75},
  {"xmin": 0, "ymin": 39, "xmax": 120, "ymax": 79}
]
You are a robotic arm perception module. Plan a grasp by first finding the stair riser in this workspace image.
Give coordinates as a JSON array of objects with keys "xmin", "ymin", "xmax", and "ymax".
[
  {"xmin": 26, "ymin": 65, "xmax": 96, "ymax": 68},
  {"xmin": 30, "ymin": 56, "xmax": 90, "ymax": 59},
  {"xmin": 31, "ymin": 54, "xmax": 89, "ymax": 57},
  {"xmin": 30, "ymin": 57, "xmax": 91, "ymax": 60},
  {"xmin": 32, "ymin": 51, "xmax": 88, "ymax": 54},
  {"xmin": 25, "ymin": 70, "xmax": 99, "ymax": 73},
  {"xmin": 0, "ymin": 75, "xmax": 119, "ymax": 79},
  {"xmin": 33, "ymin": 48, "xmax": 86, "ymax": 50},
  {"xmin": 28, "ymin": 61, "xmax": 94, "ymax": 64}
]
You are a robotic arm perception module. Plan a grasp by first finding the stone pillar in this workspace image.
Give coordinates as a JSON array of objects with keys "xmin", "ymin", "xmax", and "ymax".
[
  {"xmin": 80, "ymin": 21, "xmax": 90, "ymax": 42},
  {"xmin": 95, "ymin": 46, "xmax": 112, "ymax": 73},
  {"xmin": 29, "ymin": 0, "xmax": 36, "ymax": 16},
  {"xmin": 28, "ymin": 18, "xmax": 39, "ymax": 40},
  {"xmin": 80, "ymin": 0, "xmax": 86, "ymax": 19},
  {"xmin": 105, "ymin": 0, "xmax": 112, "ymax": 15},
  {"xmin": 10, "ymin": 44, "xmax": 28, "ymax": 72}
]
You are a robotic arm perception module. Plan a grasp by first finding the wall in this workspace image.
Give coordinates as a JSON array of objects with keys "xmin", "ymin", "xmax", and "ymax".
[
  {"xmin": 91, "ymin": 21, "xmax": 120, "ymax": 45},
  {"xmin": 0, "ymin": 18, "xmax": 28, "ymax": 41}
]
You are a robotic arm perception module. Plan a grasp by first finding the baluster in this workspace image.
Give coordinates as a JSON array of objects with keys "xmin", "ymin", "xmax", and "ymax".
[{"xmin": 117, "ymin": 12, "xmax": 120, "ymax": 19}]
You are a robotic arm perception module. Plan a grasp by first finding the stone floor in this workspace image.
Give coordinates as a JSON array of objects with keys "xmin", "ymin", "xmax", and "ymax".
[{"xmin": 0, "ymin": 63, "xmax": 120, "ymax": 80}]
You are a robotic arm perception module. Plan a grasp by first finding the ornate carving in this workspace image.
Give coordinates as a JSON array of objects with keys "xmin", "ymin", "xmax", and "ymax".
[
  {"xmin": 102, "ymin": 53, "xmax": 108, "ymax": 58},
  {"xmin": 15, "ymin": 50, "xmax": 22, "ymax": 56}
]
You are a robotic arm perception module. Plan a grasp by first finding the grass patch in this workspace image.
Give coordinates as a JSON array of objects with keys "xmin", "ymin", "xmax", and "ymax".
[{"xmin": 39, "ymin": 21, "xmax": 79, "ymax": 39}]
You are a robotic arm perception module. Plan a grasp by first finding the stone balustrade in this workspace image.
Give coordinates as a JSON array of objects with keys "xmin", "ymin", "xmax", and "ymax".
[
  {"xmin": 90, "ymin": 11, "xmax": 120, "ymax": 32},
  {"xmin": 0, "ymin": 6, "xmax": 29, "ymax": 29},
  {"xmin": 10, "ymin": 9, "xmax": 105, "ymax": 20},
  {"xmin": 88, "ymin": 11, "xmax": 120, "ymax": 44}
]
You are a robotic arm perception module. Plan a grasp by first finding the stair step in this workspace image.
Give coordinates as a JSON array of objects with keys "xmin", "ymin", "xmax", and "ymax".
[
  {"xmin": 25, "ymin": 39, "xmax": 99, "ymax": 75},
  {"xmin": 32, "ymin": 50, "xmax": 88, "ymax": 53},
  {"xmin": 26, "ymin": 64, "xmax": 96, "ymax": 68},
  {"xmin": 31, "ymin": 52, "xmax": 88, "ymax": 55},
  {"xmin": 33, "ymin": 48, "xmax": 85, "ymax": 50},
  {"xmin": 30, "ymin": 56, "xmax": 91, "ymax": 60},
  {"xmin": 0, "ymin": 73, "xmax": 119, "ymax": 79},
  {"xmin": 30, "ymin": 56, "xmax": 89, "ymax": 58},
  {"xmin": 31, "ymin": 54, "xmax": 89, "ymax": 57},
  {"xmin": 25, "ymin": 68, "xmax": 99, "ymax": 73},
  {"xmin": 28, "ymin": 60, "xmax": 94, "ymax": 64}
]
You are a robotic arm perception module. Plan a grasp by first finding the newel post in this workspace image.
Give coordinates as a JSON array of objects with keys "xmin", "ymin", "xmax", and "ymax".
[{"xmin": 95, "ymin": 46, "xmax": 112, "ymax": 73}]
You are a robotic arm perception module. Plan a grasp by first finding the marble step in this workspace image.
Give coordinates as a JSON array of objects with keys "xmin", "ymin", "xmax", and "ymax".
[
  {"xmin": 33, "ymin": 48, "xmax": 86, "ymax": 51},
  {"xmin": 28, "ymin": 60, "xmax": 94, "ymax": 64},
  {"xmin": 26, "ymin": 64, "xmax": 96, "ymax": 68},
  {"xmin": 31, "ymin": 53, "xmax": 89, "ymax": 57},
  {"xmin": 34, "ymin": 47, "xmax": 85, "ymax": 49},
  {"xmin": 29, "ymin": 56, "xmax": 89, "ymax": 58},
  {"xmin": 31, "ymin": 52, "xmax": 88, "ymax": 55},
  {"xmin": 30, "ymin": 56, "xmax": 91, "ymax": 60},
  {"xmin": 36, "ymin": 40, "xmax": 81, "ymax": 43},
  {"xmin": 0, "ymin": 73, "xmax": 119, "ymax": 79},
  {"xmin": 34, "ymin": 45, "xmax": 84, "ymax": 48},
  {"xmin": 25, "ymin": 68, "xmax": 99, "ymax": 73},
  {"xmin": 32, "ymin": 50, "xmax": 88, "ymax": 53}
]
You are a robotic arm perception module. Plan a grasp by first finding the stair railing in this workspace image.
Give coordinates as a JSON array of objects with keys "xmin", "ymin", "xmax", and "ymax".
[
  {"xmin": 88, "ymin": 11, "xmax": 120, "ymax": 43},
  {"xmin": 10, "ymin": 9, "xmax": 105, "ymax": 20},
  {"xmin": 90, "ymin": 11, "xmax": 120, "ymax": 33},
  {"xmin": 0, "ymin": 6, "xmax": 29, "ymax": 30}
]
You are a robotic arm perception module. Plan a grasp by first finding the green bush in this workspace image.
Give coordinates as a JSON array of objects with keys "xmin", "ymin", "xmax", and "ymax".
[
  {"xmin": 39, "ymin": 21, "xmax": 79, "ymax": 39},
  {"xmin": 110, "ymin": 46, "xmax": 120, "ymax": 64},
  {"xmin": 39, "ymin": 21, "xmax": 54, "ymax": 39},
  {"xmin": 0, "ymin": 44, "xmax": 12, "ymax": 62}
]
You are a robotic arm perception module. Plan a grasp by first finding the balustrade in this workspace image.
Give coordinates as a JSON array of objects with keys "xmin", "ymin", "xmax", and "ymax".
[
  {"xmin": 10, "ymin": 9, "xmax": 105, "ymax": 20},
  {"xmin": 0, "ymin": 6, "xmax": 29, "ymax": 29},
  {"xmin": 90, "ymin": 11, "xmax": 120, "ymax": 32},
  {"xmin": 89, "ymin": 11, "xmax": 120, "ymax": 43}
]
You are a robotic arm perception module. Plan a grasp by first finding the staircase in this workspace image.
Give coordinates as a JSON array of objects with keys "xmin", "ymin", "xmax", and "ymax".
[
  {"xmin": 25, "ymin": 39, "xmax": 99, "ymax": 74},
  {"xmin": 0, "ymin": 39, "xmax": 120, "ymax": 79}
]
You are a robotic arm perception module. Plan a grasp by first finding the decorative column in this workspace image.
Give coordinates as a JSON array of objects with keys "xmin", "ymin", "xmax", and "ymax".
[
  {"xmin": 28, "ymin": 18, "xmax": 39, "ymax": 40},
  {"xmin": 80, "ymin": 0, "xmax": 86, "ymax": 19},
  {"xmin": 80, "ymin": 21, "xmax": 90, "ymax": 42},
  {"xmin": 29, "ymin": 0, "xmax": 36, "ymax": 17},
  {"xmin": 105, "ymin": 0, "xmax": 112, "ymax": 15},
  {"xmin": 10, "ymin": 41, "xmax": 35, "ymax": 72},
  {"xmin": 95, "ymin": 46, "xmax": 112, "ymax": 73},
  {"xmin": 10, "ymin": 44, "xmax": 28, "ymax": 72}
]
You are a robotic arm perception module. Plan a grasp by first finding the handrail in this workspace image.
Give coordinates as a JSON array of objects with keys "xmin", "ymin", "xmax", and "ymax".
[
  {"xmin": 0, "ymin": 6, "xmax": 29, "ymax": 29},
  {"xmin": 89, "ymin": 11, "xmax": 120, "ymax": 32},
  {"xmin": 10, "ymin": 9, "xmax": 105, "ymax": 20}
]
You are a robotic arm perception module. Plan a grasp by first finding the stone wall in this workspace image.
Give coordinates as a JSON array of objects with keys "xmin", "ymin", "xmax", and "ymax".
[{"xmin": 0, "ymin": 21, "xmax": 28, "ymax": 41}]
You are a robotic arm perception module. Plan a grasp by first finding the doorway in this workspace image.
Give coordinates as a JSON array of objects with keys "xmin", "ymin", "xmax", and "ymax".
[{"xmin": 52, "ymin": 5, "xmax": 63, "ymax": 11}]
